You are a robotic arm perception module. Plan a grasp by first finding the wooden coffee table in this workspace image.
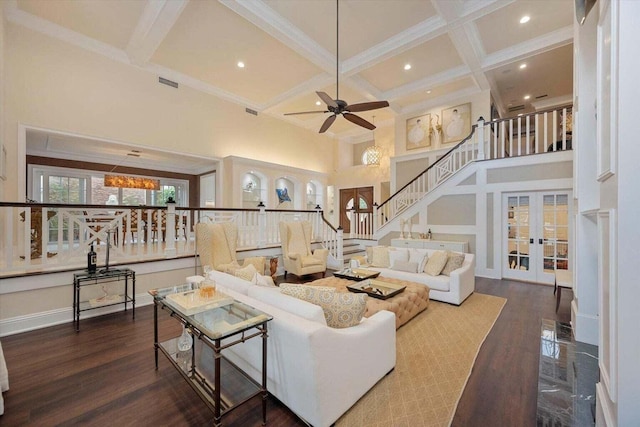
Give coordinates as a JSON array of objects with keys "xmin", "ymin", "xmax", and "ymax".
[{"xmin": 308, "ymin": 276, "xmax": 430, "ymax": 329}]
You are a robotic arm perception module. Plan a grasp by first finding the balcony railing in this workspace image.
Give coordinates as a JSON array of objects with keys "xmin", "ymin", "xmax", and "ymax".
[{"xmin": 0, "ymin": 203, "xmax": 342, "ymax": 276}]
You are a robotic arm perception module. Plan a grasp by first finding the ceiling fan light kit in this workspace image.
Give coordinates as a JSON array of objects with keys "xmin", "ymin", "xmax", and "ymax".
[{"xmin": 285, "ymin": 0, "xmax": 389, "ymax": 133}]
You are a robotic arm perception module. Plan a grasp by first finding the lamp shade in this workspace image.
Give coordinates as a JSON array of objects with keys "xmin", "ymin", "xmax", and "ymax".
[{"xmin": 362, "ymin": 145, "xmax": 382, "ymax": 166}]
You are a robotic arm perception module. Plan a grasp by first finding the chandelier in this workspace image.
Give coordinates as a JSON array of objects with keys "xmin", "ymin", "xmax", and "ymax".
[
  {"xmin": 362, "ymin": 116, "xmax": 382, "ymax": 166},
  {"xmin": 104, "ymin": 174, "xmax": 160, "ymax": 190}
]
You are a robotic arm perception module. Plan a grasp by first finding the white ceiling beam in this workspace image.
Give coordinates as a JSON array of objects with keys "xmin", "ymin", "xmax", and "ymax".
[
  {"xmin": 382, "ymin": 65, "xmax": 471, "ymax": 101},
  {"xmin": 341, "ymin": 15, "xmax": 447, "ymax": 76},
  {"xmin": 482, "ymin": 26, "xmax": 574, "ymax": 70},
  {"xmin": 400, "ymin": 86, "xmax": 481, "ymax": 116},
  {"xmin": 125, "ymin": 0, "xmax": 189, "ymax": 66},
  {"xmin": 219, "ymin": 0, "xmax": 334, "ymax": 73}
]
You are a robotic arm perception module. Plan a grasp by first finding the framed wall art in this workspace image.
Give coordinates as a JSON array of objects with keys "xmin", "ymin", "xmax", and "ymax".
[
  {"xmin": 406, "ymin": 113, "xmax": 431, "ymax": 150},
  {"xmin": 442, "ymin": 103, "xmax": 471, "ymax": 144}
]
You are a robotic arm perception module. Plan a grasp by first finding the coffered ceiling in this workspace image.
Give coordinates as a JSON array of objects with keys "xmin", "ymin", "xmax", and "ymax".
[{"xmin": 6, "ymin": 0, "xmax": 575, "ymax": 141}]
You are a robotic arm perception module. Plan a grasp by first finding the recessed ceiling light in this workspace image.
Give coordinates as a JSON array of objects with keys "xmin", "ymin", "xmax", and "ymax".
[
  {"xmin": 520, "ymin": 15, "xmax": 530, "ymax": 24},
  {"xmin": 404, "ymin": 64, "xmax": 412, "ymax": 71},
  {"xmin": 237, "ymin": 61, "xmax": 245, "ymax": 68},
  {"xmin": 315, "ymin": 101, "xmax": 321, "ymax": 106},
  {"xmin": 524, "ymin": 95, "xmax": 531, "ymax": 100},
  {"xmin": 519, "ymin": 63, "xmax": 527, "ymax": 69},
  {"xmin": 427, "ymin": 90, "xmax": 432, "ymax": 94}
]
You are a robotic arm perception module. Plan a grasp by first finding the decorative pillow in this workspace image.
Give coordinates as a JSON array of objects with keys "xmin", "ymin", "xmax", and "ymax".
[
  {"xmin": 370, "ymin": 246, "xmax": 391, "ymax": 268},
  {"xmin": 389, "ymin": 248, "xmax": 409, "ymax": 268},
  {"xmin": 424, "ymin": 250, "xmax": 449, "ymax": 276},
  {"xmin": 234, "ymin": 263, "xmax": 258, "ymax": 281},
  {"xmin": 441, "ymin": 252, "xmax": 466, "ymax": 276},
  {"xmin": 302, "ymin": 291, "xmax": 368, "ymax": 328},
  {"xmin": 252, "ymin": 273, "xmax": 276, "ymax": 287},
  {"xmin": 243, "ymin": 257, "xmax": 265, "ymax": 275},
  {"xmin": 408, "ymin": 248, "xmax": 429, "ymax": 272},
  {"xmin": 280, "ymin": 283, "xmax": 336, "ymax": 300},
  {"xmin": 391, "ymin": 260, "xmax": 419, "ymax": 273}
]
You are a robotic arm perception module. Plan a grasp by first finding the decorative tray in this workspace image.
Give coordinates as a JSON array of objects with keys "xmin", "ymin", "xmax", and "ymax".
[
  {"xmin": 333, "ymin": 268, "xmax": 380, "ymax": 281},
  {"xmin": 346, "ymin": 279, "xmax": 406, "ymax": 300},
  {"xmin": 165, "ymin": 290, "xmax": 234, "ymax": 315}
]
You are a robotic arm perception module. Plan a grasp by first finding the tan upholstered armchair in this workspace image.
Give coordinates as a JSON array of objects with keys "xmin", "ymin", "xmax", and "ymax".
[
  {"xmin": 196, "ymin": 222, "xmax": 265, "ymax": 275},
  {"xmin": 279, "ymin": 221, "xmax": 328, "ymax": 279}
]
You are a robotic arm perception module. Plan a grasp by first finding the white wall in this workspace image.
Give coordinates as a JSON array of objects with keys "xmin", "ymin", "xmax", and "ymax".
[{"xmin": 2, "ymin": 23, "xmax": 335, "ymax": 202}]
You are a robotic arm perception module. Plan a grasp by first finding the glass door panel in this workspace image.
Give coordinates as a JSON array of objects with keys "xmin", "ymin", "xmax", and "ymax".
[{"xmin": 506, "ymin": 196, "xmax": 531, "ymax": 273}]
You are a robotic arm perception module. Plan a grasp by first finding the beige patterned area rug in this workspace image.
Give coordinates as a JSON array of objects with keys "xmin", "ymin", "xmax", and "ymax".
[{"xmin": 337, "ymin": 292, "xmax": 507, "ymax": 427}]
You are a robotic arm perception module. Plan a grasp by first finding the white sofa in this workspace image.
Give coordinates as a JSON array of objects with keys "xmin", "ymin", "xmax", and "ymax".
[
  {"xmin": 196, "ymin": 270, "xmax": 396, "ymax": 427},
  {"xmin": 362, "ymin": 247, "xmax": 476, "ymax": 305}
]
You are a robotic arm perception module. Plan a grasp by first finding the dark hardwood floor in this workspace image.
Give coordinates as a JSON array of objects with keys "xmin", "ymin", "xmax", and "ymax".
[{"xmin": 0, "ymin": 275, "xmax": 570, "ymax": 426}]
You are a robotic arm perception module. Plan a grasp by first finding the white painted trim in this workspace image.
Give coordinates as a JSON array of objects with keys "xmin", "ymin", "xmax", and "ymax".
[
  {"xmin": 0, "ymin": 257, "xmax": 195, "ymax": 295},
  {"xmin": 482, "ymin": 26, "xmax": 574, "ymax": 70},
  {"xmin": 572, "ymin": 300, "xmax": 599, "ymax": 345},
  {"xmin": 0, "ymin": 293, "xmax": 154, "ymax": 337},
  {"xmin": 383, "ymin": 66, "xmax": 471, "ymax": 101},
  {"xmin": 596, "ymin": 382, "xmax": 616, "ymax": 427},
  {"xmin": 125, "ymin": 0, "xmax": 188, "ymax": 65}
]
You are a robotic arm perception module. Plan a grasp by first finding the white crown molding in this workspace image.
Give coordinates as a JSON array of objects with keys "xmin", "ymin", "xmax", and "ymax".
[
  {"xmin": 342, "ymin": 15, "xmax": 447, "ymax": 76},
  {"xmin": 461, "ymin": 0, "xmax": 516, "ymax": 21},
  {"xmin": 219, "ymin": 0, "xmax": 334, "ymax": 73},
  {"xmin": 383, "ymin": 65, "xmax": 471, "ymax": 101},
  {"xmin": 125, "ymin": 0, "xmax": 189, "ymax": 66},
  {"xmin": 482, "ymin": 25, "xmax": 574, "ymax": 70}
]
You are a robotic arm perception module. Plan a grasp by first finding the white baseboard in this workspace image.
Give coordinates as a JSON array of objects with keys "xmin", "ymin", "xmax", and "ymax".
[
  {"xmin": 596, "ymin": 382, "xmax": 615, "ymax": 426},
  {"xmin": 572, "ymin": 301, "xmax": 598, "ymax": 346},
  {"xmin": 0, "ymin": 293, "xmax": 154, "ymax": 337}
]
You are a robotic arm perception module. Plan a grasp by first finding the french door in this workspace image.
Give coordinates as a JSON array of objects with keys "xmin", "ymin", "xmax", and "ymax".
[
  {"xmin": 339, "ymin": 187, "xmax": 373, "ymax": 234},
  {"xmin": 503, "ymin": 191, "xmax": 571, "ymax": 284}
]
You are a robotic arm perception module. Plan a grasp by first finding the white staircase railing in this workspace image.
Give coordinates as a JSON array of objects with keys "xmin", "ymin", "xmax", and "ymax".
[
  {"xmin": 376, "ymin": 105, "xmax": 573, "ymax": 233},
  {"xmin": 0, "ymin": 203, "xmax": 342, "ymax": 275}
]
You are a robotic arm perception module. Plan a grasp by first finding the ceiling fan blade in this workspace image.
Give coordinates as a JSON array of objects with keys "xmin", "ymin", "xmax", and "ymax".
[
  {"xmin": 343, "ymin": 113, "xmax": 376, "ymax": 130},
  {"xmin": 346, "ymin": 100, "xmax": 390, "ymax": 112},
  {"xmin": 284, "ymin": 110, "xmax": 328, "ymax": 116},
  {"xmin": 319, "ymin": 115, "xmax": 337, "ymax": 133},
  {"xmin": 316, "ymin": 91, "xmax": 338, "ymax": 109}
]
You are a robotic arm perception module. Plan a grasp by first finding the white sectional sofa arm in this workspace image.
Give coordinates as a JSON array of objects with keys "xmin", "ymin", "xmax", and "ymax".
[
  {"xmin": 448, "ymin": 254, "xmax": 476, "ymax": 305},
  {"xmin": 218, "ymin": 288, "xmax": 396, "ymax": 427}
]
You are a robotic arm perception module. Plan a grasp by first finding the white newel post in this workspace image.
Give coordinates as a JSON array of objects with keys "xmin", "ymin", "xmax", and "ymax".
[
  {"xmin": 258, "ymin": 202, "xmax": 267, "ymax": 247},
  {"xmin": 349, "ymin": 207, "xmax": 356, "ymax": 238},
  {"xmin": 337, "ymin": 226, "xmax": 344, "ymax": 267},
  {"xmin": 164, "ymin": 201, "xmax": 177, "ymax": 258},
  {"xmin": 373, "ymin": 203, "xmax": 379, "ymax": 237},
  {"xmin": 314, "ymin": 205, "xmax": 322, "ymax": 240},
  {"xmin": 476, "ymin": 117, "xmax": 485, "ymax": 160}
]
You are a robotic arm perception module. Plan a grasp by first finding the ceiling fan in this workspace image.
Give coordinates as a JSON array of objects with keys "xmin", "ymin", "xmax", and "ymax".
[{"xmin": 284, "ymin": 0, "xmax": 389, "ymax": 133}]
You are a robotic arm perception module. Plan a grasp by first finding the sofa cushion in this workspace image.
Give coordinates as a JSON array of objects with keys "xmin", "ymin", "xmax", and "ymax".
[
  {"xmin": 247, "ymin": 286, "xmax": 327, "ymax": 325},
  {"xmin": 235, "ymin": 263, "xmax": 258, "ymax": 281},
  {"xmin": 301, "ymin": 291, "xmax": 368, "ymax": 328},
  {"xmin": 424, "ymin": 250, "xmax": 449, "ymax": 276},
  {"xmin": 408, "ymin": 248, "xmax": 429, "ymax": 272},
  {"xmin": 441, "ymin": 252, "xmax": 465, "ymax": 276},
  {"xmin": 391, "ymin": 260, "xmax": 419, "ymax": 273},
  {"xmin": 280, "ymin": 283, "xmax": 336, "ymax": 299},
  {"xmin": 389, "ymin": 248, "xmax": 409, "ymax": 268},
  {"xmin": 252, "ymin": 273, "xmax": 276, "ymax": 287},
  {"xmin": 371, "ymin": 246, "xmax": 391, "ymax": 268}
]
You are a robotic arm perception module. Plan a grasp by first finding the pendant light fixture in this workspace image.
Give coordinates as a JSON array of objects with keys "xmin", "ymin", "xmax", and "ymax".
[{"xmin": 363, "ymin": 116, "xmax": 382, "ymax": 166}]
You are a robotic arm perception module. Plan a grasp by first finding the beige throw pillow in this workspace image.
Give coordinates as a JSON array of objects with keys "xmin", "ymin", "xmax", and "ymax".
[
  {"xmin": 441, "ymin": 252, "xmax": 465, "ymax": 276},
  {"xmin": 302, "ymin": 291, "xmax": 368, "ymax": 328},
  {"xmin": 424, "ymin": 250, "xmax": 449, "ymax": 276},
  {"xmin": 234, "ymin": 263, "xmax": 258, "ymax": 281},
  {"xmin": 243, "ymin": 257, "xmax": 265, "ymax": 275},
  {"xmin": 371, "ymin": 246, "xmax": 391, "ymax": 268},
  {"xmin": 280, "ymin": 283, "xmax": 336, "ymax": 299}
]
